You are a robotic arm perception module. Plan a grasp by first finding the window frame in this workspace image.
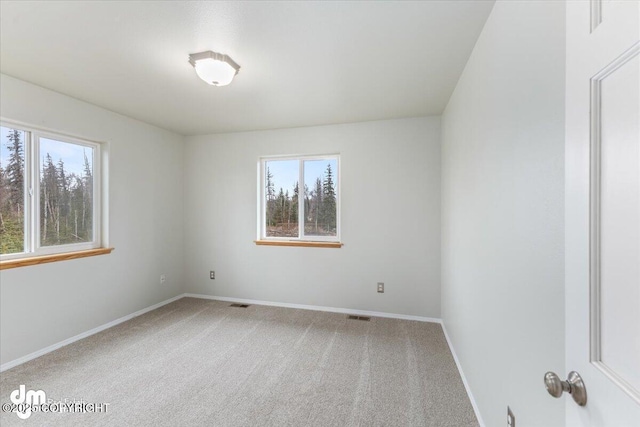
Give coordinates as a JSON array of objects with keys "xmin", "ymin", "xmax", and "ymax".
[
  {"xmin": 258, "ymin": 153, "xmax": 341, "ymax": 243},
  {"xmin": 0, "ymin": 120, "xmax": 106, "ymax": 261}
]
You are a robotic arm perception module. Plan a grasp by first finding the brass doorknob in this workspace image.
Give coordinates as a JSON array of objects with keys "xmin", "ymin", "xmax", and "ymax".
[{"xmin": 544, "ymin": 371, "xmax": 587, "ymax": 406}]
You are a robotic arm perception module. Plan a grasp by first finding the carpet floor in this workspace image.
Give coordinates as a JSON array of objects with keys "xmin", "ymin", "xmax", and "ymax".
[{"xmin": 0, "ymin": 297, "xmax": 478, "ymax": 426}]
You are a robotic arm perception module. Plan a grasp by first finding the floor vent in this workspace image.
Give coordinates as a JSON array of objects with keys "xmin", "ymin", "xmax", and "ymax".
[
  {"xmin": 348, "ymin": 315, "xmax": 371, "ymax": 321},
  {"xmin": 229, "ymin": 303, "xmax": 250, "ymax": 308}
]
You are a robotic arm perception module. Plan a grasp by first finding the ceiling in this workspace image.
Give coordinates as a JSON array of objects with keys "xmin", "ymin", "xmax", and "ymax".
[{"xmin": 0, "ymin": 1, "xmax": 495, "ymax": 136}]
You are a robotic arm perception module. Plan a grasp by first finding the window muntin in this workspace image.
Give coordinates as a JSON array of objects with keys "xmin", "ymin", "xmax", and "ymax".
[
  {"xmin": 260, "ymin": 155, "xmax": 339, "ymax": 242},
  {"xmin": 0, "ymin": 123, "xmax": 102, "ymax": 259}
]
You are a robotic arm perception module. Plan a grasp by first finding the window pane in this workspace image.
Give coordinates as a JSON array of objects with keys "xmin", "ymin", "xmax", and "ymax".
[
  {"xmin": 39, "ymin": 138, "xmax": 94, "ymax": 246},
  {"xmin": 304, "ymin": 159, "xmax": 337, "ymax": 237},
  {"xmin": 265, "ymin": 159, "xmax": 299, "ymax": 238},
  {"xmin": 0, "ymin": 126, "xmax": 26, "ymax": 254}
]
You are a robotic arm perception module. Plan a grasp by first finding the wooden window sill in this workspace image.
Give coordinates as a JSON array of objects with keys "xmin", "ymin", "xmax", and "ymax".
[
  {"xmin": 0, "ymin": 248, "xmax": 115, "ymax": 270},
  {"xmin": 254, "ymin": 240, "xmax": 343, "ymax": 248}
]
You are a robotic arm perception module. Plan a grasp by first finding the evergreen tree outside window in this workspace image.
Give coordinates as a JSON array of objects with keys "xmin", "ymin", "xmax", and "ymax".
[
  {"xmin": 0, "ymin": 123, "xmax": 103, "ymax": 259},
  {"xmin": 260, "ymin": 155, "xmax": 339, "ymax": 242},
  {"xmin": 0, "ymin": 128, "xmax": 26, "ymax": 254}
]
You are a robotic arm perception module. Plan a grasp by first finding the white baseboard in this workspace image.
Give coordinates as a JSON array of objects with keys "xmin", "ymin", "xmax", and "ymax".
[
  {"xmin": 183, "ymin": 293, "xmax": 442, "ymax": 324},
  {"xmin": 441, "ymin": 322, "xmax": 485, "ymax": 427},
  {"xmin": 0, "ymin": 294, "xmax": 184, "ymax": 372}
]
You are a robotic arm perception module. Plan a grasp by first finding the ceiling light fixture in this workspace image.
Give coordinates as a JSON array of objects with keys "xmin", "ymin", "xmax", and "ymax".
[{"xmin": 189, "ymin": 51, "xmax": 240, "ymax": 87}]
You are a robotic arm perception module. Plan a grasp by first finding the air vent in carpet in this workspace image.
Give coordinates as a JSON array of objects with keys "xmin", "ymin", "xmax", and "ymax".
[
  {"xmin": 229, "ymin": 303, "xmax": 250, "ymax": 308},
  {"xmin": 348, "ymin": 315, "xmax": 370, "ymax": 321}
]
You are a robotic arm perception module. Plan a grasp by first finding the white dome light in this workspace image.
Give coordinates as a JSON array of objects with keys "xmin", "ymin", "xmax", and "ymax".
[{"xmin": 189, "ymin": 51, "xmax": 240, "ymax": 87}]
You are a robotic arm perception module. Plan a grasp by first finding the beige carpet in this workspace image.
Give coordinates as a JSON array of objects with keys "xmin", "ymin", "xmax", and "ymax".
[{"xmin": 0, "ymin": 297, "xmax": 478, "ymax": 426}]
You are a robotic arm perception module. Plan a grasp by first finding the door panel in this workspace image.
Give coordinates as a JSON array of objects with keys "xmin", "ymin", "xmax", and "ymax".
[
  {"xmin": 566, "ymin": 0, "xmax": 640, "ymax": 425},
  {"xmin": 593, "ymin": 47, "xmax": 640, "ymax": 402}
]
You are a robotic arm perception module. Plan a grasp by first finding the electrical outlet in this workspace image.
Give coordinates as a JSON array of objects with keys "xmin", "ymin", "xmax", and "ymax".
[
  {"xmin": 507, "ymin": 406, "xmax": 515, "ymax": 427},
  {"xmin": 377, "ymin": 282, "xmax": 384, "ymax": 293},
  {"xmin": 210, "ymin": 271, "xmax": 215, "ymax": 280},
  {"xmin": 160, "ymin": 274, "xmax": 166, "ymax": 284}
]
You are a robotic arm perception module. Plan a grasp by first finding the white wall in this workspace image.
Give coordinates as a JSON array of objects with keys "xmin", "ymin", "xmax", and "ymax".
[
  {"xmin": 441, "ymin": 2, "xmax": 565, "ymax": 427},
  {"xmin": 0, "ymin": 74, "xmax": 185, "ymax": 365},
  {"xmin": 184, "ymin": 117, "xmax": 441, "ymax": 318}
]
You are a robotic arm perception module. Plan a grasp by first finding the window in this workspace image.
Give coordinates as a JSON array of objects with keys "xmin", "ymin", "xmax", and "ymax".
[
  {"xmin": 0, "ymin": 122, "xmax": 106, "ymax": 262},
  {"xmin": 258, "ymin": 154, "xmax": 340, "ymax": 245}
]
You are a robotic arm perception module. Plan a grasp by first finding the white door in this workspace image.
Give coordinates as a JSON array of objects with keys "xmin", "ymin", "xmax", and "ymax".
[{"xmin": 565, "ymin": 0, "xmax": 640, "ymax": 426}]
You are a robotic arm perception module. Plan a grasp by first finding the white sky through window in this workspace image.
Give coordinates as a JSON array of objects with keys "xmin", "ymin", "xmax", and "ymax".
[
  {"xmin": 0, "ymin": 128, "xmax": 91, "ymax": 177},
  {"xmin": 267, "ymin": 158, "xmax": 337, "ymax": 197}
]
